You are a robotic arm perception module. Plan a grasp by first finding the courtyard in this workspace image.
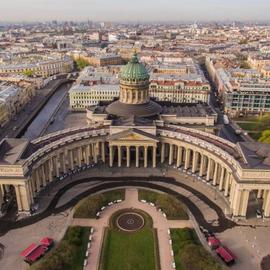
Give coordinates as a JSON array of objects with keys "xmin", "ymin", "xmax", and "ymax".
[{"xmin": 0, "ymin": 168, "xmax": 270, "ymax": 270}]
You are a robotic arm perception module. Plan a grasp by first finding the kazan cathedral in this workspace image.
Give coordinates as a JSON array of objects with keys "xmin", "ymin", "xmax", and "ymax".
[{"xmin": 1, "ymin": 53, "xmax": 270, "ymax": 219}]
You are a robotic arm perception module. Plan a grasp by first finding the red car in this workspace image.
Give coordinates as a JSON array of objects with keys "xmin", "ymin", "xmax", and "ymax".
[{"xmin": 20, "ymin": 237, "xmax": 54, "ymax": 264}]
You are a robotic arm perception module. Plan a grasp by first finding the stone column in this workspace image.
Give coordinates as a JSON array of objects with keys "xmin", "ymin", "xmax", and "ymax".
[
  {"xmin": 229, "ymin": 180, "xmax": 236, "ymax": 203},
  {"xmin": 109, "ymin": 146, "xmax": 113, "ymax": 167},
  {"xmin": 144, "ymin": 146, "xmax": 148, "ymax": 168},
  {"xmin": 169, "ymin": 144, "xmax": 173, "ymax": 165},
  {"xmin": 239, "ymin": 190, "xmax": 250, "ymax": 217},
  {"xmin": 55, "ymin": 155, "xmax": 60, "ymax": 177},
  {"xmin": 0, "ymin": 186, "xmax": 3, "ymax": 206},
  {"xmin": 199, "ymin": 155, "xmax": 206, "ymax": 177},
  {"xmin": 34, "ymin": 169, "xmax": 41, "ymax": 192},
  {"xmin": 62, "ymin": 151, "xmax": 66, "ymax": 173},
  {"xmin": 0, "ymin": 185, "xmax": 4, "ymax": 198},
  {"xmin": 0, "ymin": 185, "xmax": 4, "ymax": 205},
  {"xmin": 41, "ymin": 165, "xmax": 46, "ymax": 186},
  {"xmin": 192, "ymin": 151, "xmax": 199, "ymax": 173},
  {"xmin": 212, "ymin": 163, "xmax": 219, "ymax": 186},
  {"xmin": 126, "ymin": 146, "xmax": 130, "ymax": 167},
  {"xmin": 86, "ymin": 145, "xmax": 90, "ymax": 164},
  {"xmin": 232, "ymin": 187, "xmax": 242, "ymax": 216},
  {"xmin": 257, "ymin": 189, "xmax": 263, "ymax": 199},
  {"xmin": 153, "ymin": 146, "xmax": 157, "ymax": 168},
  {"xmin": 224, "ymin": 172, "xmax": 231, "ymax": 197},
  {"xmin": 118, "ymin": 146, "xmax": 122, "ymax": 167},
  {"xmin": 14, "ymin": 185, "xmax": 23, "ymax": 211},
  {"xmin": 93, "ymin": 143, "xmax": 98, "ymax": 163},
  {"xmin": 101, "ymin": 142, "xmax": 106, "ymax": 162},
  {"xmin": 96, "ymin": 142, "xmax": 100, "ymax": 157},
  {"xmin": 29, "ymin": 178, "xmax": 35, "ymax": 199},
  {"xmin": 176, "ymin": 146, "xmax": 182, "ymax": 167},
  {"xmin": 26, "ymin": 181, "xmax": 34, "ymax": 204},
  {"xmin": 78, "ymin": 146, "xmax": 83, "ymax": 167},
  {"xmin": 161, "ymin": 143, "xmax": 165, "ymax": 163},
  {"xmin": 136, "ymin": 146, "xmax": 139, "ymax": 168},
  {"xmin": 89, "ymin": 144, "xmax": 93, "ymax": 161},
  {"xmin": 184, "ymin": 149, "xmax": 191, "ymax": 170},
  {"xmin": 70, "ymin": 150, "xmax": 74, "ymax": 170},
  {"xmin": 48, "ymin": 158, "xmax": 53, "ymax": 182},
  {"xmin": 263, "ymin": 190, "xmax": 270, "ymax": 217},
  {"xmin": 218, "ymin": 165, "xmax": 225, "ymax": 190},
  {"xmin": 19, "ymin": 184, "xmax": 31, "ymax": 212},
  {"xmin": 206, "ymin": 159, "xmax": 213, "ymax": 181}
]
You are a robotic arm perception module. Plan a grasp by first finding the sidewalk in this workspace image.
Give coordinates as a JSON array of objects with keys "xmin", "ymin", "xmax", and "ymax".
[{"xmin": 72, "ymin": 188, "xmax": 192, "ymax": 270}]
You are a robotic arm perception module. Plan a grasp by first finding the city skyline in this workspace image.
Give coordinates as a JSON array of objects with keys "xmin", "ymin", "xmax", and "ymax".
[{"xmin": 0, "ymin": 0, "xmax": 270, "ymax": 22}]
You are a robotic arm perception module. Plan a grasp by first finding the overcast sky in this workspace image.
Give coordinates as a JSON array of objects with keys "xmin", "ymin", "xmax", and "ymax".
[{"xmin": 0, "ymin": 0, "xmax": 269, "ymax": 22}]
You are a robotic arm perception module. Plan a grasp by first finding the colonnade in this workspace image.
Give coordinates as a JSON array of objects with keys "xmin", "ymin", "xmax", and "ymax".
[
  {"xmin": 1, "ymin": 133, "xmax": 270, "ymax": 219},
  {"xmin": 22, "ymin": 141, "xmax": 106, "ymax": 212},
  {"xmin": 109, "ymin": 144, "xmax": 157, "ymax": 168},
  {"xmin": 160, "ymin": 141, "xmax": 270, "ymax": 217}
]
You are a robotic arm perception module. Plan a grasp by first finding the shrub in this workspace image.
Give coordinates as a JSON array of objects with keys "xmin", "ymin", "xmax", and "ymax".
[
  {"xmin": 171, "ymin": 228, "xmax": 221, "ymax": 270},
  {"xmin": 261, "ymin": 255, "xmax": 270, "ymax": 270},
  {"xmin": 73, "ymin": 190, "xmax": 125, "ymax": 218},
  {"xmin": 30, "ymin": 226, "xmax": 90, "ymax": 270},
  {"xmin": 180, "ymin": 244, "xmax": 221, "ymax": 270},
  {"xmin": 138, "ymin": 190, "xmax": 188, "ymax": 220}
]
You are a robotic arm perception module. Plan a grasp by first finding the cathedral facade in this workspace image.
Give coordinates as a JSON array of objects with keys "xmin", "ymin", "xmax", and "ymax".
[{"xmin": 1, "ymin": 54, "xmax": 270, "ymax": 219}]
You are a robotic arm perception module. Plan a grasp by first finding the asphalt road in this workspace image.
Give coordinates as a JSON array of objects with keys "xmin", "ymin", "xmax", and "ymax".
[
  {"xmin": 201, "ymin": 64, "xmax": 245, "ymax": 144},
  {"xmin": 0, "ymin": 176, "xmax": 238, "ymax": 237}
]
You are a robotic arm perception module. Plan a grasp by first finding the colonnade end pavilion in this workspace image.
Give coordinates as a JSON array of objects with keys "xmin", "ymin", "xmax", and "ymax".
[{"xmin": 1, "ymin": 53, "xmax": 270, "ymax": 219}]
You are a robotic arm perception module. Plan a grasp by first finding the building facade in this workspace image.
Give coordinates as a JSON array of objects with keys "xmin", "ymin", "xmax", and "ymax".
[
  {"xmin": 69, "ymin": 84, "xmax": 119, "ymax": 110},
  {"xmin": 206, "ymin": 56, "xmax": 270, "ymax": 117},
  {"xmin": 0, "ymin": 57, "xmax": 73, "ymax": 78},
  {"xmin": 149, "ymin": 79, "xmax": 210, "ymax": 103}
]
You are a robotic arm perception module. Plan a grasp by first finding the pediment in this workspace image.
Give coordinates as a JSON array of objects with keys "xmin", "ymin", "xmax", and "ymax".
[{"xmin": 108, "ymin": 129, "xmax": 159, "ymax": 142}]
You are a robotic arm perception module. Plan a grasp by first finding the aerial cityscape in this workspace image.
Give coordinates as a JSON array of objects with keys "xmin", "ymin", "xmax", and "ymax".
[{"xmin": 1, "ymin": 1, "xmax": 270, "ymax": 270}]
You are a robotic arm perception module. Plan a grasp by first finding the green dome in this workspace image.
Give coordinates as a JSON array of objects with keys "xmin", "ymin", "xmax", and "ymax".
[{"xmin": 120, "ymin": 53, "xmax": 149, "ymax": 81}]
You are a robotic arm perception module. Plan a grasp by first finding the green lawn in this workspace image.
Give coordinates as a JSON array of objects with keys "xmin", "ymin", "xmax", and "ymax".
[
  {"xmin": 101, "ymin": 228, "xmax": 157, "ymax": 270},
  {"xmin": 73, "ymin": 189, "xmax": 125, "ymax": 218},
  {"xmin": 99, "ymin": 210, "xmax": 160, "ymax": 270},
  {"xmin": 138, "ymin": 189, "xmax": 189, "ymax": 220},
  {"xmin": 171, "ymin": 228, "xmax": 222, "ymax": 270},
  {"xmin": 237, "ymin": 122, "xmax": 264, "ymax": 131},
  {"xmin": 30, "ymin": 226, "xmax": 90, "ymax": 270}
]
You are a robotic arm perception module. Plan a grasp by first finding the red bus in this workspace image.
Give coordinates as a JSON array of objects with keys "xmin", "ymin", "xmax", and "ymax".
[{"xmin": 216, "ymin": 245, "xmax": 236, "ymax": 265}]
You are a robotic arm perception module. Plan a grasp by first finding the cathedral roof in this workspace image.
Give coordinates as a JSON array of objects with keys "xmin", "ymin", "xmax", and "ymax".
[{"xmin": 119, "ymin": 53, "xmax": 149, "ymax": 81}]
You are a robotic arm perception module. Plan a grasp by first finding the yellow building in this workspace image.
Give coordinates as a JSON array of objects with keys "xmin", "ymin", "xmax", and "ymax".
[
  {"xmin": 0, "ymin": 57, "xmax": 73, "ymax": 78},
  {"xmin": 248, "ymin": 55, "xmax": 270, "ymax": 78}
]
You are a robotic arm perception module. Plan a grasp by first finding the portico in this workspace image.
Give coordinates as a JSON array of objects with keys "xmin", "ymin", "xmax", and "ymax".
[{"xmin": 108, "ymin": 129, "xmax": 159, "ymax": 168}]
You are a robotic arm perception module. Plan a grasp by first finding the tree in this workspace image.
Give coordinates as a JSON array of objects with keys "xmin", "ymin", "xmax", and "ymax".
[
  {"xmin": 74, "ymin": 57, "xmax": 89, "ymax": 71},
  {"xmin": 23, "ymin": 70, "xmax": 34, "ymax": 77},
  {"xmin": 239, "ymin": 39, "xmax": 248, "ymax": 45},
  {"xmin": 259, "ymin": 130, "xmax": 270, "ymax": 144},
  {"xmin": 240, "ymin": 61, "xmax": 251, "ymax": 69}
]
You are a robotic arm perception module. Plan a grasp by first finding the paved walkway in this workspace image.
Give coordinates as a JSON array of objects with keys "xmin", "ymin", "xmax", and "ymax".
[{"xmin": 72, "ymin": 188, "xmax": 192, "ymax": 270}]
